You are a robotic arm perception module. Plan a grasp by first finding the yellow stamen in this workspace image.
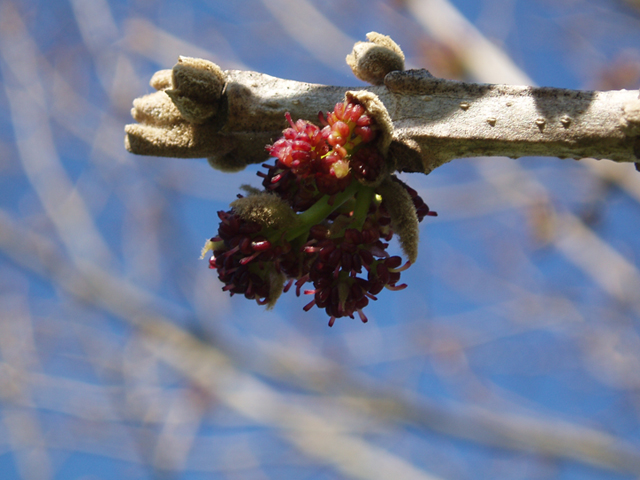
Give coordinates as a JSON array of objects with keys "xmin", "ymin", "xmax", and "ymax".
[
  {"xmin": 332, "ymin": 159, "xmax": 350, "ymax": 179},
  {"xmin": 200, "ymin": 239, "xmax": 216, "ymax": 259}
]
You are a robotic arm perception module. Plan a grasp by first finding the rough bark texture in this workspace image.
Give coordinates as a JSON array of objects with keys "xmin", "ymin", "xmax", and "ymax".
[{"xmin": 125, "ymin": 58, "xmax": 640, "ymax": 175}]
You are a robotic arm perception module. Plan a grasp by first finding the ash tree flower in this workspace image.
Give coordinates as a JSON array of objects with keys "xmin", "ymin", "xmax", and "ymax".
[
  {"xmin": 202, "ymin": 97, "xmax": 437, "ymax": 326},
  {"xmin": 124, "ymin": 31, "xmax": 640, "ymax": 327}
]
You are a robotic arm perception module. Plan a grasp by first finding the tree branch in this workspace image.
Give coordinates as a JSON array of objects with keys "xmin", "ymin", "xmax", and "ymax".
[{"xmin": 125, "ymin": 53, "xmax": 640, "ymax": 174}]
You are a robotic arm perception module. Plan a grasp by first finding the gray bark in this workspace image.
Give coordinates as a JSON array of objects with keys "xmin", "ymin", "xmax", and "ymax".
[{"xmin": 125, "ymin": 61, "xmax": 640, "ymax": 174}]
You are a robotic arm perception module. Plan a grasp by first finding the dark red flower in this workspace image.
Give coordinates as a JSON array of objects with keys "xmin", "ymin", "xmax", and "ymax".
[{"xmin": 205, "ymin": 99, "xmax": 437, "ymax": 326}]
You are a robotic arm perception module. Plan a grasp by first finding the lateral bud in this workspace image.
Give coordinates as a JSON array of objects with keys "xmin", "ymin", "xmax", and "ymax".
[
  {"xmin": 346, "ymin": 32, "xmax": 405, "ymax": 86},
  {"xmin": 377, "ymin": 176, "xmax": 420, "ymax": 264},
  {"xmin": 230, "ymin": 191, "xmax": 297, "ymax": 230},
  {"xmin": 166, "ymin": 56, "xmax": 226, "ymax": 124},
  {"xmin": 345, "ymin": 90, "xmax": 395, "ymax": 185}
]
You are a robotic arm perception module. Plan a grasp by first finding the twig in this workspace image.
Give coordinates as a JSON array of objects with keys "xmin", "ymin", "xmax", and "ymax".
[{"xmin": 125, "ymin": 44, "xmax": 640, "ymax": 174}]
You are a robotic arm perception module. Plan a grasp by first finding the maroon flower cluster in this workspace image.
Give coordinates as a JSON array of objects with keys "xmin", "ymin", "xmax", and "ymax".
[
  {"xmin": 208, "ymin": 210, "xmax": 283, "ymax": 305},
  {"xmin": 204, "ymin": 100, "xmax": 436, "ymax": 326},
  {"xmin": 296, "ymin": 206, "xmax": 409, "ymax": 326}
]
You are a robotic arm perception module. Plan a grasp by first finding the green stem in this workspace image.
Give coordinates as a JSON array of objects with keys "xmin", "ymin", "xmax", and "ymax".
[
  {"xmin": 352, "ymin": 184, "xmax": 375, "ymax": 231},
  {"xmin": 285, "ymin": 181, "xmax": 361, "ymax": 242}
]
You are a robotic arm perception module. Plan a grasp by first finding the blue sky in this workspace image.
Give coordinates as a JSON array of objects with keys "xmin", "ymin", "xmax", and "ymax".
[{"xmin": 1, "ymin": 0, "xmax": 640, "ymax": 479}]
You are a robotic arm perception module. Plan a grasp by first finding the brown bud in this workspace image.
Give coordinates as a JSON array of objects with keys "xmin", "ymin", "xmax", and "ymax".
[
  {"xmin": 149, "ymin": 69, "xmax": 174, "ymax": 91},
  {"xmin": 344, "ymin": 90, "xmax": 395, "ymax": 186},
  {"xmin": 377, "ymin": 176, "xmax": 419, "ymax": 264},
  {"xmin": 266, "ymin": 270, "xmax": 286, "ymax": 310},
  {"xmin": 165, "ymin": 56, "xmax": 226, "ymax": 124},
  {"xmin": 207, "ymin": 154, "xmax": 249, "ymax": 173},
  {"xmin": 345, "ymin": 90, "xmax": 394, "ymax": 156},
  {"xmin": 346, "ymin": 32, "xmax": 405, "ymax": 86},
  {"xmin": 230, "ymin": 192, "xmax": 297, "ymax": 230}
]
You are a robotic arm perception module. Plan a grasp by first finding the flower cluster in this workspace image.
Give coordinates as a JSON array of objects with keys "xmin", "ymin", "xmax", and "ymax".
[
  {"xmin": 261, "ymin": 101, "xmax": 383, "ymax": 205},
  {"xmin": 203, "ymin": 99, "xmax": 436, "ymax": 326}
]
